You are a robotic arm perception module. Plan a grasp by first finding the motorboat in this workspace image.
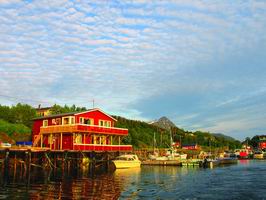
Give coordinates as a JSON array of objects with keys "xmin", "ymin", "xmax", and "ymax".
[
  {"xmin": 112, "ymin": 154, "xmax": 141, "ymax": 169},
  {"xmin": 253, "ymin": 150, "xmax": 264, "ymax": 159}
]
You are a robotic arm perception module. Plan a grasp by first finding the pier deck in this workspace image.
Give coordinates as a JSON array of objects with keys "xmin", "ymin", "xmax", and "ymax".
[{"xmin": 141, "ymin": 160, "xmax": 182, "ymax": 166}]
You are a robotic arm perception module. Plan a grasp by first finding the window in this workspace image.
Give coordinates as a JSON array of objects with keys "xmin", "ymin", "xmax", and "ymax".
[
  {"xmin": 85, "ymin": 118, "xmax": 94, "ymax": 125},
  {"xmin": 75, "ymin": 134, "xmax": 82, "ymax": 144},
  {"xmin": 99, "ymin": 120, "xmax": 111, "ymax": 127},
  {"xmin": 99, "ymin": 120, "xmax": 104, "ymax": 126},
  {"xmin": 62, "ymin": 116, "xmax": 75, "ymax": 125},
  {"xmin": 79, "ymin": 117, "xmax": 84, "ymax": 124},
  {"xmin": 63, "ymin": 117, "xmax": 69, "ymax": 125},
  {"xmin": 43, "ymin": 120, "xmax": 48, "ymax": 127},
  {"xmin": 70, "ymin": 117, "xmax": 75, "ymax": 124},
  {"xmin": 55, "ymin": 118, "xmax": 61, "ymax": 125}
]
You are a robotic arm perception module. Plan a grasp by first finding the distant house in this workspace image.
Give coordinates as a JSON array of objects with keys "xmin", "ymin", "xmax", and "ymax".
[
  {"xmin": 258, "ymin": 135, "xmax": 266, "ymax": 149},
  {"xmin": 32, "ymin": 108, "xmax": 132, "ymax": 152},
  {"xmin": 182, "ymin": 144, "xmax": 200, "ymax": 150},
  {"xmin": 36, "ymin": 105, "xmax": 52, "ymax": 117}
]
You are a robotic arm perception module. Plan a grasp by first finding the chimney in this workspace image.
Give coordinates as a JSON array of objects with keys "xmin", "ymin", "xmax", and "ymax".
[{"xmin": 38, "ymin": 104, "xmax": 41, "ymax": 109}]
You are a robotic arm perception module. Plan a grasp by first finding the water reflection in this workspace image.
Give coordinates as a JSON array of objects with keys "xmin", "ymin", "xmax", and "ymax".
[
  {"xmin": 1, "ymin": 161, "xmax": 266, "ymax": 199},
  {"xmin": 238, "ymin": 159, "xmax": 250, "ymax": 165},
  {"xmin": 0, "ymin": 165, "xmax": 131, "ymax": 200}
]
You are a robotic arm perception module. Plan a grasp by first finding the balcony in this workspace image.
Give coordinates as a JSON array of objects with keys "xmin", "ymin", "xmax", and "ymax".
[
  {"xmin": 40, "ymin": 124, "xmax": 128, "ymax": 136},
  {"xmin": 73, "ymin": 144, "xmax": 132, "ymax": 152}
]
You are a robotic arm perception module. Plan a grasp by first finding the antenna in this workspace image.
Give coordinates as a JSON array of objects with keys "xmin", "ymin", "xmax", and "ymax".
[{"xmin": 92, "ymin": 99, "xmax": 95, "ymax": 108}]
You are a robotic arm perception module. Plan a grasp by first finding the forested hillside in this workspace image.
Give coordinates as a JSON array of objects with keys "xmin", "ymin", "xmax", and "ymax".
[
  {"xmin": 114, "ymin": 116, "xmax": 241, "ymax": 149},
  {"xmin": 0, "ymin": 104, "xmax": 35, "ymax": 142}
]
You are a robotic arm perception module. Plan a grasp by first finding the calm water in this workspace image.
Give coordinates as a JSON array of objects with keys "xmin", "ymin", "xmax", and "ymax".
[{"xmin": 0, "ymin": 160, "xmax": 266, "ymax": 199}]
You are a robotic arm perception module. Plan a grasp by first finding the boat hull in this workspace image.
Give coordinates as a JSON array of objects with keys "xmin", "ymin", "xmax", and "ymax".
[
  {"xmin": 254, "ymin": 154, "xmax": 264, "ymax": 159},
  {"xmin": 112, "ymin": 160, "xmax": 141, "ymax": 169}
]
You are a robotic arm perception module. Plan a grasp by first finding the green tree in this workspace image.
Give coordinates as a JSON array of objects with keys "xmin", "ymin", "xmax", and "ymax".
[{"xmin": 10, "ymin": 103, "xmax": 37, "ymax": 128}]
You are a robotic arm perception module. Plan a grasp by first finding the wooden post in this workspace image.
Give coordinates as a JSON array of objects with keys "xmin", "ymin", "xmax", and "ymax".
[
  {"xmin": 13, "ymin": 153, "xmax": 17, "ymax": 180},
  {"xmin": 73, "ymin": 133, "xmax": 75, "ymax": 150},
  {"xmin": 26, "ymin": 150, "xmax": 31, "ymax": 185},
  {"xmin": 41, "ymin": 134, "xmax": 43, "ymax": 148},
  {"xmin": 4, "ymin": 149, "xmax": 10, "ymax": 182},
  {"xmin": 50, "ymin": 134, "xmax": 52, "ymax": 149},
  {"xmin": 111, "ymin": 136, "xmax": 112, "ymax": 145},
  {"xmin": 54, "ymin": 153, "xmax": 57, "ymax": 169},
  {"xmin": 106, "ymin": 152, "xmax": 109, "ymax": 171},
  {"xmin": 60, "ymin": 133, "xmax": 63, "ymax": 150}
]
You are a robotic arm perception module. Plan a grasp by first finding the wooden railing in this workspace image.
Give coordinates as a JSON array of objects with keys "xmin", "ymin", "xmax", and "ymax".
[
  {"xmin": 73, "ymin": 144, "xmax": 132, "ymax": 152},
  {"xmin": 40, "ymin": 124, "xmax": 128, "ymax": 135}
]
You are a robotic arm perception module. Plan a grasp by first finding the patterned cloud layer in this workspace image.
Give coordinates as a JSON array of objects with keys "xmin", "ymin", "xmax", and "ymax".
[{"xmin": 0, "ymin": 0, "xmax": 266, "ymax": 139}]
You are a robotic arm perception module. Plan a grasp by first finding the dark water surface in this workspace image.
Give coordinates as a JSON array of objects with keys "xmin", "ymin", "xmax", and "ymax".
[{"xmin": 1, "ymin": 160, "xmax": 266, "ymax": 199}]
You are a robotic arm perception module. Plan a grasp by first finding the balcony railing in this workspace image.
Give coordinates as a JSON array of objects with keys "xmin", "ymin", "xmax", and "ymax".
[
  {"xmin": 73, "ymin": 144, "xmax": 132, "ymax": 152},
  {"xmin": 40, "ymin": 124, "xmax": 128, "ymax": 135}
]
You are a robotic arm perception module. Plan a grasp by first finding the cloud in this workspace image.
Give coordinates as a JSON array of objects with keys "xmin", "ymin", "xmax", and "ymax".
[{"xmin": 0, "ymin": 1, "xmax": 266, "ymax": 139}]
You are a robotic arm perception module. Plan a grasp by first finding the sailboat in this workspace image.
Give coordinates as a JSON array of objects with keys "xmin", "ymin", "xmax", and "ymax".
[{"xmin": 148, "ymin": 131, "xmax": 187, "ymax": 161}]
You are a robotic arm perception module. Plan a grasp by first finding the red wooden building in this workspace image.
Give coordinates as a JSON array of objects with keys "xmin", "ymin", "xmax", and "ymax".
[{"xmin": 32, "ymin": 108, "xmax": 132, "ymax": 152}]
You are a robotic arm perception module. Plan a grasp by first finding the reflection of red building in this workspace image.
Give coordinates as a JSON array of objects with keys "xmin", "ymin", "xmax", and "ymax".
[
  {"xmin": 32, "ymin": 108, "xmax": 132, "ymax": 152},
  {"xmin": 258, "ymin": 136, "xmax": 266, "ymax": 149}
]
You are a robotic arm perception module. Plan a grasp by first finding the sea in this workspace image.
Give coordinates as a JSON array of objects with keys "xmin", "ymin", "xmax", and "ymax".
[{"xmin": 0, "ymin": 160, "xmax": 266, "ymax": 199}]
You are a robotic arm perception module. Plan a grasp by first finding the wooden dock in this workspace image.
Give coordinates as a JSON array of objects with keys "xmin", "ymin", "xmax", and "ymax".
[
  {"xmin": 0, "ymin": 146, "xmax": 119, "ymax": 180},
  {"xmin": 141, "ymin": 160, "xmax": 182, "ymax": 166},
  {"xmin": 181, "ymin": 159, "xmax": 202, "ymax": 167}
]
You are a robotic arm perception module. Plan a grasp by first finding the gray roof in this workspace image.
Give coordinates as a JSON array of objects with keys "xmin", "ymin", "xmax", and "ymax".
[
  {"xmin": 32, "ymin": 108, "xmax": 117, "ymax": 121},
  {"xmin": 33, "ymin": 111, "xmax": 79, "ymax": 120}
]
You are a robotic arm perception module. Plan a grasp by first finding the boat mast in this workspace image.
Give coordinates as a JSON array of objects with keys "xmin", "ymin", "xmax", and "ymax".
[{"xmin": 153, "ymin": 132, "xmax": 155, "ymax": 154}]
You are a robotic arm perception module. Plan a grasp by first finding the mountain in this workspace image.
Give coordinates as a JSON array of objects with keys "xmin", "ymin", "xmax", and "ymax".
[{"xmin": 150, "ymin": 116, "xmax": 176, "ymax": 131}]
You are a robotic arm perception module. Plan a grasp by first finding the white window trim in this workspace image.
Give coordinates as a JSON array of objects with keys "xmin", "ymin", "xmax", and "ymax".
[
  {"xmin": 99, "ymin": 120, "xmax": 111, "ymax": 127},
  {"xmin": 43, "ymin": 120, "xmax": 48, "ymax": 127},
  {"xmin": 79, "ymin": 117, "xmax": 84, "ymax": 124},
  {"xmin": 62, "ymin": 116, "xmax": 75, "ymax": 125}
]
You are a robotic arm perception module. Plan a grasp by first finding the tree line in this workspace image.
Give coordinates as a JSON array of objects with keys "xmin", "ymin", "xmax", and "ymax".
[{"xmin": 114, "ymin": 116, "xmax": 242, "ymax": 150}]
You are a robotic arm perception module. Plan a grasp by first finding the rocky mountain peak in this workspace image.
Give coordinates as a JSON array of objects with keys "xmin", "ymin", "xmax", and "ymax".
[{"xmin": 150, "ymin": 116, "xmax": 176, "ymax": 130}]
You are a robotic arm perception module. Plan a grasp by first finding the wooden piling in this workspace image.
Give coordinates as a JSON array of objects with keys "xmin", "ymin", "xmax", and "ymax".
[
  {"xmin": 4, "ymin": 149, "xmax": 10, "ymax": 182},
  {"xmin": 26, "ymin": 150, "xmax": 32, "ymax": 185}
]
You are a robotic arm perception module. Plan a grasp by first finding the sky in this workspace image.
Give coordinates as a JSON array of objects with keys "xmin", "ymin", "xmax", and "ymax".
[{"xmin": 0, "ymin": 0, "xmax": 266, "ymax": 140}]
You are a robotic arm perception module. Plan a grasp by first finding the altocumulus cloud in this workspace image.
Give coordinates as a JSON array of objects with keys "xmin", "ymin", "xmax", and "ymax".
[{"xmin": 0, "ymin": 0, "xmax": 266, "ymax": 140}]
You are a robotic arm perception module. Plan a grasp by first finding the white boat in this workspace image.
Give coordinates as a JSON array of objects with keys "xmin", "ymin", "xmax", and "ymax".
[
  {"xmin": 112, "ymin": 154, "xmax": 141, "ymax": 169},
  {"xmin": 253, "ymin": 150, "xmax": 264, "ymax": 159}
]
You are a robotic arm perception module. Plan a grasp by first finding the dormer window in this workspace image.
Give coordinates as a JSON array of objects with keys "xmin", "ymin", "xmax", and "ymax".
[{"xmin": 43, "ymin": 120, "xmax": 48, "ymax": 127}]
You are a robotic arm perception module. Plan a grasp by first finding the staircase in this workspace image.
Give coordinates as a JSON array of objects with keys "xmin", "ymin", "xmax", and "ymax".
[{"xmin": 33, "ymin": 134, "xmax": 41, "ymax": 147}]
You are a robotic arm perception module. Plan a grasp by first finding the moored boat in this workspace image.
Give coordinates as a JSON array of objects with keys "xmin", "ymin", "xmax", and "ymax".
[
  {"xmin": 253, "ymin": 151, "xmax": 264, "ymax": 159},
  {"xmin": 218, "ymin": 157, "xmax": 238, "ymax": 165},
  {"xmin": 112, "ymin": 154, "xmax": 141, "ymax": 169}
]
